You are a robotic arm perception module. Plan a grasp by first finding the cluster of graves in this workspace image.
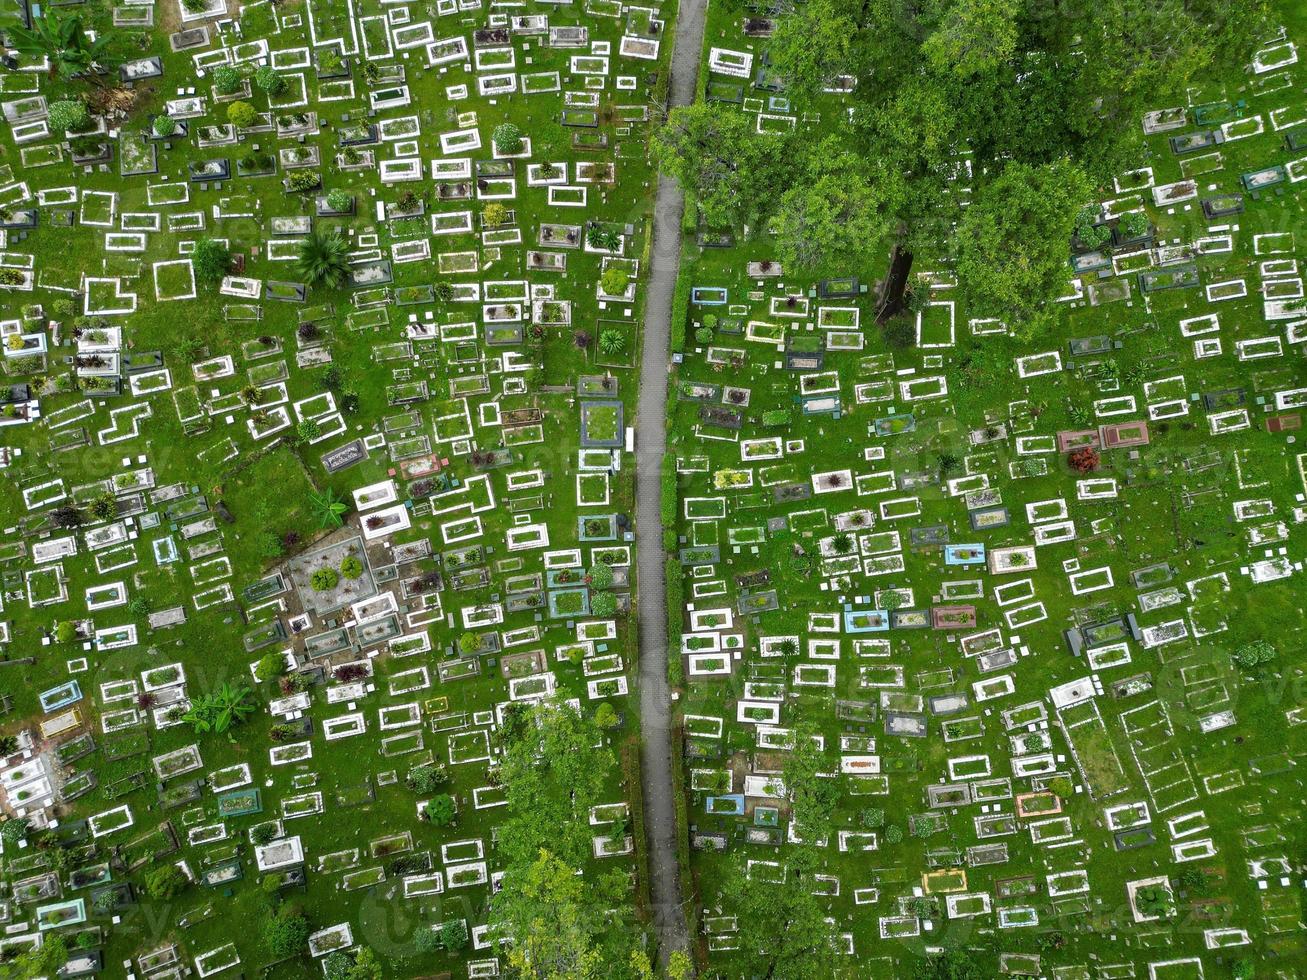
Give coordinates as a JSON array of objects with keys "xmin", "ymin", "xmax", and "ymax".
[
  {"xmin": 667, "ymin": 10, "xmax": 1307, "ymax": 979},
  {"xmin": 0, "ymin": 0, "xmax": 669, "ymax": 974}
]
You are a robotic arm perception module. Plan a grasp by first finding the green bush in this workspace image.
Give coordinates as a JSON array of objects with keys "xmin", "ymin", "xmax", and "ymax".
[
  {"xmin": 143, "ymin": 864, "xmax": 188, "ymax": 900},
  {"xmin": 263, "ymin": 907, "xmax": 311, "ymax": 957},
  {"xmin": 254, "ymin": 652, "xmax": 285, "ymax": 683},
  {"xmin": 492, "ymin": 122, "xmax": 523, "ymax": 155},
  {"xmin": 310, "ymin": 567, "xmax": 338, "ymax": 591},
  {"xmin": 47, "ymin": 99, "xmax": 88, "ymax": 133},
  {"xmin": 227, "ymin": 101, "xmax": 257, "ymax": 128},
  {"xmin": 339, "ymin": 556, "xmax": 363, "ymax": 579},
  {"xmin": 212, "ymin": 65, "xmax": 244, "ymax": 95},
  {"xmin": 254, "ymin": 65, "xmax": 284, "ymax": 94}
]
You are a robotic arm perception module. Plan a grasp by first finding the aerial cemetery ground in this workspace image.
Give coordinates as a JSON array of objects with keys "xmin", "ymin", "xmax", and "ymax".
[
  {"xmin": 2, "ymin": 0, "xmax": 1307, "ymax": 977},
  {"xmin": 659, "ymin": 1, "xmax": 1307, "ymax": 978},
  {"xmin": 0, "ymin": 0, "xmax": 676, "ymax": 976}
]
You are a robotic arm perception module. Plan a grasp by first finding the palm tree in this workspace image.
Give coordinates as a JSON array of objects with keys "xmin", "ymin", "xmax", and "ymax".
[
  {"xmin": 7, "ymin": 14, "xmax": 112, "ymax": 80},
  {"xmin": 296, "ymin": 231, "xmax": 350, "ymax": 288},
  {"xmin": 308, "ymin": 487, "xmax": 349, "ymax": 528}
]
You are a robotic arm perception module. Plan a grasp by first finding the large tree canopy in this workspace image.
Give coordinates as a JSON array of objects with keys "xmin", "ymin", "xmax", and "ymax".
[
  {"xmin": 652, "ymin": 102, "xmax": 799, "ymax": 229},
  {"xmin": 657, "ymin": 0, "xmax": 1272, "ymax": 325},
  {"xmin": 955, "ymin": 158, "xmax": 1091, "ymax": 330}
]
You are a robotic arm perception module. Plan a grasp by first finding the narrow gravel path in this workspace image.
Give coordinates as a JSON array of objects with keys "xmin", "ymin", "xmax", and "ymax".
[{"xmin": 636, "ymin": 0, "xmax": 706, "ymax": 965}]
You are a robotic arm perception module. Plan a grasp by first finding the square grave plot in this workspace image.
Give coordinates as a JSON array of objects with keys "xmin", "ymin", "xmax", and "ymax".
[{"xmin": 287, "ymin": 535, "xmax": 378, "ymax": 616}]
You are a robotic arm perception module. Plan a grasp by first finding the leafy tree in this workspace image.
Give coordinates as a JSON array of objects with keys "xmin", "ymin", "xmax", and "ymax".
[
  {"xmin": 439, "ymin": 918, "xmax": 469, "ymax": 951},
  {"xmin": 722, "ymin": 851, "xmax": 840, "ymax": 980},
  {"xmin": 783, "ymin": 723, "xmax": 840, "ymax": 843},
  {"xmin": 0, "ymin": 934, "xmax": 67, "ymax": 980},
  {"xmin": 55, "ymin": 621, "xmax": 78, "ymax": 644},
  {"xmin": 653, "ymin": 102, "xmax": 800, "ymax": 228},
  {"xmin": 490, "ymin": 848, "xmax": 631, "ymax": 979},
  {"xmin": 6, "ymin": 13, "xmax": 111, "ymax": 80},
  {"xmin": 773, "ymin": 139, "xmax": 890, "ymax": 271},
  {"xmin": 765, "ymin": 0, "xmax": 864, "ymax": 103},
  {"xmin": 297, "ymin": 232, "xmax": 351, "ymax": 288},
  {"xmin": 47, "ymin": 99, "xmax": 88, "ymax": 132},
  {"xmin": 191, "ymin": 237, "xmax": 231, "ymax": 284},
  {"xmin": 922, "ymin": 0, "xmax": 1020, "ymax": 78},
  {"xmin": 142, "ymin": 863, "xmax": 188, "ymax": 900},
  {"xmin": 482, "ymin": 202, "xmax": 508, "ymax": 226},
  {"xmin": 406, "ymin": 762, "xmax": 449, "ymax": 794},
  {"xmin": 884, "ymin": 824, "xmax": 903, "ymax": 844},
  {"xmin": 262, "ymin": 905, "xmax": 311, "ymax": 958},
  {"xmin": 457, "ymin": 632, "xmax": 480, "ymax": 655},
  {"xmin": 497, "ymin": 702, "xmax": 613, "ymax": 867},
  {"xmin": 955, "ymin": 158, "xmax": 1089, "ymax": 332}
]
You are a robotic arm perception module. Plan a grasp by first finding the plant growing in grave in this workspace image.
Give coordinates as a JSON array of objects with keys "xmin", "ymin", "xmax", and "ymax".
[
  {"xmin": 339, "ymin": 556, "xmax": 363, "ymax": 579},
  {"xmin": 831, "ymin": 532, "xmax": 854, "ymax": 555},
  {"xmin": 142, "ymin": 863, "xmax": 188, "ymax": 900},
  {"xmin": 310, "ymin": 567, "xmax": 338, "ymax": 591},
  {"xmin": 600, "ymin": 266, "xmax": 630, "ymax": 296},
  {"xmin": 211, "ymin": 65, "xmax": 244, "ymax": 95},
  {"xmin": 88, "ymin": 491, "xmax": 117, "ymax": 522},
  {"xmin": 1134, "ymin": 884, "xmax": 1174, "ymax": 918},
  {"xmin": 1068, "ymin": 446, "xmax": 1100, "ymax": 473},
  {"xmin": 47, "ymin": 99, "xmax": 88, "ymax": 133},
  {"xmin": 181, "ymin": 683, "xmax": 256, "ymax": 735},
  {"xmin": 308, "ymin": 487, "xmax": 349, "ymax": 528},
  {"xmin": 1118, "ymin": 210, "xmax": 1151, "ymax": 239},
  {"xmin": 263, "ymin": 904, "xmax": 311, "ymax": 958},
  {"xmin": 254, "ymin": 65, "xmax": 285, "ymax": 95},
  {"xmin": 1232, "ymin": 640, "xmax": 1276, "ymax": 671},
  {"xmin": 423, "ymin": 793, "xmax": 457, "ymax": 826},
  {"xmin": 297, "ymin": 232, "xmax": 351, "ymax": 287},
  {"xmin": 587, "ymin": 226, "xmax": 621, "ymax": 251},
  {"xmin": 325, "ymin": 189, "xmax": 353, "ymax": 213},
  {"xmin": 296, "ymin": 418, "xmax": 321, "ymax": 443},
  {"xmin": 227, "ymin": 101, "xmax": 257, "ymax": 128},
  {"xmin": 405, "ymin": 762, "xmax": 448, "ymax": 793},
  {"xmin": 598, "ymin": 330, "xmax": 626, "ymax": 355},
  {"xmin": 492, "ymin": 122, "xmax": 524, "ymax": 155},
  {"xmin": 1073, "ymin": 204, "xmax": 1112, "ymax": 248},
  {"xmin": 191, "ymin": 238, "xmax": 231, "ymax": 284}
]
